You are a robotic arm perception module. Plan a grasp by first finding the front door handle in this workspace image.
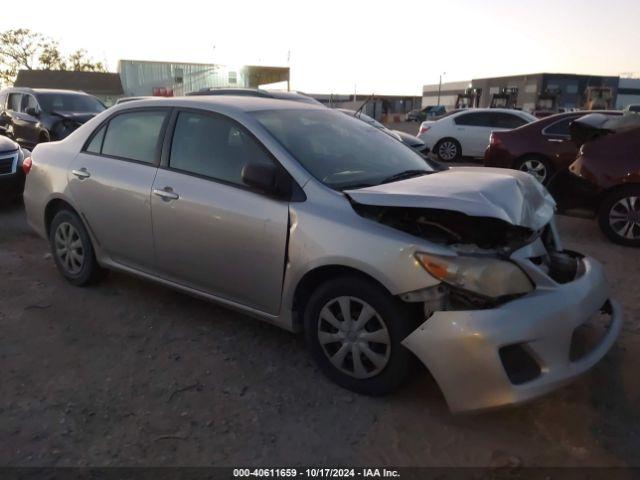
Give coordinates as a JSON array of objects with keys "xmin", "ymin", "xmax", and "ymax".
[
  {"xmin": 547, "ymin": 138, "xmax": 564, "ymax": 143},
  {"xmin": 72, "ymin": 168, "xmax": 91, "ymax": 179},
  {"xmin": 153, "ymin": 187, "xmax": 180, "ymax": 201}
]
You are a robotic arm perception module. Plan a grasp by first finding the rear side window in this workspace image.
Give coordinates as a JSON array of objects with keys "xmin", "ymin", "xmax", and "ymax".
[
  {"xmin": 544, "ymin": 117, "xmax": 573, "ymax": 136},
  {"xmin": 101, "ymin": 111, "xmax": 167, "ymax": 163},
  {"xmin": 491, "ymin": 113, "xmax": 528, "ymax": 129},
  {"xmin": 8, "ymin": 93, "xmax": 22, "ymax": 112},
  {"xmin": 454, "ymin": 112, "xmax": 492, "ymax": 127},
  {"xmin": 169, "ymin": 111, "xmax": 273, "ymax": 186}
]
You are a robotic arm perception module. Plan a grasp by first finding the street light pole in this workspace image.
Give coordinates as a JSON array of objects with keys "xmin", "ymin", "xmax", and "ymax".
[{"xmin": 437, "ymin": 72, "xmax": 446, "ymax": 106}]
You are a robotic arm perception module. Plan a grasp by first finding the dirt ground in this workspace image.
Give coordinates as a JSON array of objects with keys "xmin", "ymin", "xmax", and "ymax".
[{"xmin": 1, "ymin": 200, "xmax": 639, "ymax": 468}]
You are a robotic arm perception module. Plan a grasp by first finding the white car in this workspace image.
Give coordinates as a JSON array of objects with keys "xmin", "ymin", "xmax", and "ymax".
[{"xmin": 417, "ymin": 108, "xmax": 537, "ymax": 161}]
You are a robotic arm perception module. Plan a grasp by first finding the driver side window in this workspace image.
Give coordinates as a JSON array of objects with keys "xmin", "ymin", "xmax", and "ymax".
[{"xmin": 169, "ymin": 110, "xmax": 274, "ymax": 186}]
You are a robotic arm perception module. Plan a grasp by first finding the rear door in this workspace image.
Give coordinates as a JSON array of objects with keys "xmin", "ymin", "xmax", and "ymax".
[
  {"xmin": 69, "ymin": 108, "xmax": 170, "ymax": 271},
  {"xmin": 454, "ymin": 111, "xmax": 494, "ymax": 156},
  {"xmin": 150, "ymin": 109, "xmax": 290, "ymax": 314},
  {"xmin": 541, "ymin": 115, "xmax": 580, "ymax": 166}
]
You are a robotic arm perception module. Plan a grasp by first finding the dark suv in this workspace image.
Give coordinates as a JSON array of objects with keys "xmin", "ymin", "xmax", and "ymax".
[{"xmin": 0, "ymin": 88, "xmax": 105, "ymax": 149}]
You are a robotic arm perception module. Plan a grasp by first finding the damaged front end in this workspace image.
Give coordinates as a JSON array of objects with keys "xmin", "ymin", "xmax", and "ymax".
[{"xmin": 351, "ymin": 203, "xmax": 535, "ymax": 252}]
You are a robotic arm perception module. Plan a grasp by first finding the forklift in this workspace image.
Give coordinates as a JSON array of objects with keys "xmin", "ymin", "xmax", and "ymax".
[
  {"xmin": 584, "ymin": 86, "xmax": 614, "ymax": 110},
  {"xmin": 455, "ymin": 88, "xmax": 481, "ymax": 109},
  {"xmin": 490, "ymin": 87, "xmax": 519, "ymax": 109}
]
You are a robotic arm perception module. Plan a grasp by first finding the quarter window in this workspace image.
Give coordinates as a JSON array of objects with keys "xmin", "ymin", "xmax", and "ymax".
[
  {"xmin": 85, "ymin": 125, "xmax": 106, "ymax": 154},
  {"xmin": 101, "ymin": 111, "xmax": 168, "ymax": 163},
  {"xmin": 169, "ymin": 111, "xmax": 273, "ymax": 186},
  {"xmin": 544, "ymin": 117, "xmax": 573, "ymax": 136}
]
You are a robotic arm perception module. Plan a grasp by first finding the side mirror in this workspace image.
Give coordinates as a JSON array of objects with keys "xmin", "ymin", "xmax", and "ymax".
[
  {"xmin": 25, "ymin": 107, "xmax": 40, "ymax": 117},
  {"xmin": 241, "ymin": 162, "xmax": 292, "ymax": 199}
]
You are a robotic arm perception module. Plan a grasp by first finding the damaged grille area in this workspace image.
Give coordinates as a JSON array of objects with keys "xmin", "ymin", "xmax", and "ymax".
[
  {"xmin": 570, "ymin": 300, "xmax": 614, "ymax": 362},
  {"xmin": 351, "ymin": 203, "xmax": 535, "ymax": 249}
]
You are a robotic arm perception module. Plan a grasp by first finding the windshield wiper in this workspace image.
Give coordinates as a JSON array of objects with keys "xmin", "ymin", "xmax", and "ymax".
[{"xmin": 379, "ymin": 169, "xmax": 431, "ymax": 185}]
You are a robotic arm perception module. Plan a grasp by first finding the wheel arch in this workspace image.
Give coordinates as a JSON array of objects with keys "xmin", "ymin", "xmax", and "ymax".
[
  {"xmin": 291, "ymin": 264, "xmax": 393, "ymax": 332},
  {"xmin": 44, "ymin": 197, "xmax": 80, "ymax": 239}
]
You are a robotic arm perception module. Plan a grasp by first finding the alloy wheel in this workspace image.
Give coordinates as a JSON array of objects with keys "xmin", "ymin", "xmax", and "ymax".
[
  {"xmin": 54, "ymin": 222, "xmax": 85, "ymax": 275},
  {"xmin": 438, "ymin": 141, "xmax": 458, "ymax": 161},
  {"xmin": 608, "ymin": 196, "xmax": 640, "ymax": 241},
  {"xmin": 519, "ymin": 159, "xmax": 547, "ymax": 183},
  {"xmin": 317, "ymin": 296, "xmax": 391, "ymax": 379}
]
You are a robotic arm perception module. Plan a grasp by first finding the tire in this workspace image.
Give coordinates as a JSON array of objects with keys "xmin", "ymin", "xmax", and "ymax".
[
  {"xmin": 304, "ymin": 276, "xmax": 419, "ymax": 396},
  {"xmin": 597, "ymin": 186, "xmax": 640, "ymax": 247},
  {"xmin": 434, "ymin": 138, "xmax": 461, "ymax": 162},
  {"xmin": 514, "ymin": 155, "xmax": 553, "ymax": 184},
  {"xmin": 49, "ymin": 209, "xmax": 107, "ymax": 285}
]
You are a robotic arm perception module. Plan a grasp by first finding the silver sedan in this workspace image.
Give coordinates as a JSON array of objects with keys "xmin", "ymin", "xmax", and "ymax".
[{"xmin": 23, "ymin": 96, "xmax": 622, "ymax": 412}]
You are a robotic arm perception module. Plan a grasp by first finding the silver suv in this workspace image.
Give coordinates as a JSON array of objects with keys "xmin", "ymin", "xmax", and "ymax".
[{"xmin": 23, "ymin": 96, "xmax": 622, "ymax": 412}]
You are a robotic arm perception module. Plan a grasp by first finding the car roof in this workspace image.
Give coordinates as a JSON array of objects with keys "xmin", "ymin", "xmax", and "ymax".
[
  {"xmin": 187, "ymin": 87, "xmax": 322, "ymax": 105},
  {"xmin": 5, "ymin": 87, "xmax": 89, "ymax": 95},
  {"xmin": 109, "ymin": 95, "xmax": 327, "ymax": 114}
]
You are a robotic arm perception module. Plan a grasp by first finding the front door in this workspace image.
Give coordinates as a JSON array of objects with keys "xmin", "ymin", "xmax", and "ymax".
[
  {"xmin": 151, "ymin": 109, "xmax": 290, "ymax": 314},
  {"xmin": 68, "ymin": 109, "xmax": 170, "ymax": 270}
]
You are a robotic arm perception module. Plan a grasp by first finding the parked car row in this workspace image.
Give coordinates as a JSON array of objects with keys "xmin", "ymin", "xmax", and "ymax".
[{"xmin": 416, "ymin": 108, "xmax": 538, "ymax": 161}]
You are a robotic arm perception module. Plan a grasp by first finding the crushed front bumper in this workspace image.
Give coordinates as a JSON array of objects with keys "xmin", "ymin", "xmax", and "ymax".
[{"xmin": 402, "ymin": 256, "xmax": 622, "ymax": 413}]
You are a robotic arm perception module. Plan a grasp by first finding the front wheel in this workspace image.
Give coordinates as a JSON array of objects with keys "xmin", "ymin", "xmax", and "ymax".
[
  {"xmin": 304, "ymin": 276, "xmax": 419, "ymax": 396},
  {"xmin": 598, "ymin": 186, "xmax": 640, "ymax": 247},
  {"xmin": 49, "ymin": 209, "xmax": 107, "ymax": 285}
]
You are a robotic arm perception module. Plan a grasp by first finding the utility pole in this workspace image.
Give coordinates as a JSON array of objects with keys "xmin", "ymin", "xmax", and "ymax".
[{"xmin": 437, "ymin": 72, "xmax": 446, "ymax": 106}]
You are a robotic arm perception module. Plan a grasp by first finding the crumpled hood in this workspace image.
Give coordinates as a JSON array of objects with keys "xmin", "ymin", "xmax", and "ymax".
[{"xmin": 345, "ymin": 167, "xmax": 556, "ymax": 231}]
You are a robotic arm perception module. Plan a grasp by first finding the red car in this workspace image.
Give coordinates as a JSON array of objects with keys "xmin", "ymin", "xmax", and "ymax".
[
  {"xmin": 484, "ymin": 111, "xmax": 620, "ymax": 184},
  {"xmin": 549, "ymin": 114, "xmax": 640, "ymax": 246}
]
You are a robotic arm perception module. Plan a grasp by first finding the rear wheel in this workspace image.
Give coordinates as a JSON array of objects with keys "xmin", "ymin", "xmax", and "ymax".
[
  {"xmin": 598, "ymin": 186, "xmax": 640, "ymax": 247},
  {"xmin": 49, "ymin": 209, "xmax": 107, "ymax": 285},
  {"xmin": 514, "ymin": 156, "xmax": 553, "ymax": 184},
  {"xmin": 434, "ymin": 138, "xmax": 461, "ymax": 162},
  {"xmin": 304, "ymin": 276, "xmax": 418, "ymax": 395}
]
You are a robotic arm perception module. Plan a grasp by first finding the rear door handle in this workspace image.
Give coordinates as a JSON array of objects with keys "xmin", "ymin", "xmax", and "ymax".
[
  {"xmin": 72, "ymin": 168, "xmax": 91, "ymax": 179},
  {"xmin": 153, "ymin": 187, "xmax": 179, "ymax": 201}
]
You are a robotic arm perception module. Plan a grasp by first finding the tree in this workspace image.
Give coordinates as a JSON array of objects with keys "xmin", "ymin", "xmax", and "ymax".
[
  {"xmin": 0, "ymin": 29, "xmax": 108, "ymax": 86},
  {"xmin": 0, "ymin": 29, "xmax": 43, "ymax": 85},
  {"xmin": 39, "ymin": 40, "xmax": 67, "ymax": 71},
  {"xmin": 67, "ymin": 49, "xmax": 106, "ymax": 72}
]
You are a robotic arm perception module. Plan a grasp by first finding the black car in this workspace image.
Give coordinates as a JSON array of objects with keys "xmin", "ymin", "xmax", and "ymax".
[
  {"xmin": 0, "ymin": 135, "xmax": 30, "ymax": 202},
  {"xmin": 187, "ymin": 87, "xmax": 323, "ymax": 105},
  {"xmin": 0, "ymin": 88, "xmax": 106, "ymax": 149}
]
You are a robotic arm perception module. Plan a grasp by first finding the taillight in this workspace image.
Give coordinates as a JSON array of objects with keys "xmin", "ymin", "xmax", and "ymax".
[
  {"xmin": 489, "ymin": 133, "xmax": 502, "ymax": 147},
  {"xmin": 419, "ymin": 125, "xmax": 430, "ymax": 135},
  {"xmin": 22, "ymin": 156, "xmax": 32, "ymax": 175}
]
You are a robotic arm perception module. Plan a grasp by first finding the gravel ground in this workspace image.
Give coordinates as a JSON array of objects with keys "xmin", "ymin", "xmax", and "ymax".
[{"xmin": 1, "ymin": 200, "xmax": 639, "ymax": 467}]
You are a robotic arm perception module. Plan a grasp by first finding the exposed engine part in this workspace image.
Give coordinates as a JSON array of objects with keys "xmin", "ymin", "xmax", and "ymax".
[
  {"xmin": 352, "ymin": 203, "xmax": 535, "ymax": 250},
  {"xmin": 400, "ymin": 285, "xmax": 449, "ymax": 318},
  {"xmin": 547, "ymin": 251, "xmax": 579, "ymax": 284}
]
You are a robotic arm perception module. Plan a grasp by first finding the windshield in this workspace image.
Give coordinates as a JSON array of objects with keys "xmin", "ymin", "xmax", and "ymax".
[
  {"xmin": 253, "ymin": 109, "xmax": 434, "ymax": 190},
  {"xmin": 36, "ymin": 93, "xmax": 106, "ymax": 113}
]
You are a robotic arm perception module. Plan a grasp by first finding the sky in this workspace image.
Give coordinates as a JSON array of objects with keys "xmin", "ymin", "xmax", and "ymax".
[{"xmin": 1, "ymin": 0, "xmax": 639, "ymax": 95}]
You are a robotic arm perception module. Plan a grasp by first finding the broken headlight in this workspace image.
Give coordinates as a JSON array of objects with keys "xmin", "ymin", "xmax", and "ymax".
[{"xmin": 415, "ymin": 253, "xmax": 534, "ymax": 299}]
